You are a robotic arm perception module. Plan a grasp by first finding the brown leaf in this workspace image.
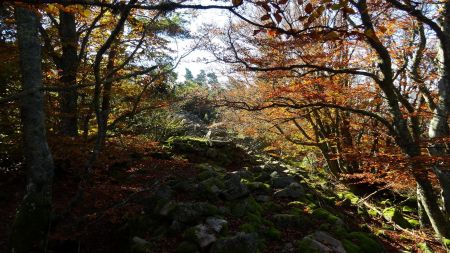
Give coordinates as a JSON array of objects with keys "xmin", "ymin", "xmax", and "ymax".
[
  {"xmin": 305, "ymin": 3, "xmax": 314, "ymax": 14},
  {"xmin": 261, "ymin": 14, "xmax": 271, "ymax": 21}
]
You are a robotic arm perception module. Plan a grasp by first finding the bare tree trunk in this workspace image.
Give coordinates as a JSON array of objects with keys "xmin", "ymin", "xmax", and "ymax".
[
  {"xmin": 428, "ymin": 1, "xmax": 450, "ymax": 215},
  {"xmin": 415, "ymin": 174, "xmax": 450, "ymax": 240},
  {"xmin": 9, "ymin": 6, "xmax": 54, "ymax": 253},
  {"xmin": 58, "ymin": 10, "xmax": 79, "ymax": 136}
]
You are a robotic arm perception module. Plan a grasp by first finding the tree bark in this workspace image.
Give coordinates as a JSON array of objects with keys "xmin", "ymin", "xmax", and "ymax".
[
  {"xmin": 58, "ymin": 10, "xmax": 79, "ymax": 136},
  {"xmin": 9, "ymin": 6, "xmax": 54, "ymax": 253}
]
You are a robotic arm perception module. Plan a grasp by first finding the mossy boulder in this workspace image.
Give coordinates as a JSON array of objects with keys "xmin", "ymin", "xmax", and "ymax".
[
  {"xmin": 230, "ymin": 197, "xmax": 262, "ymax": 217},
  {"xmin": 345, "ymin": 232, "xmax": 384, "ymax": 253},
  {"xmin": 170, "ymin": 202, "xmax": 219, "ymax": 224},
  {"xmin": 210, "ymin": 233, "xmax": 259, "ymax": 253},
  {"xmin": 312, "ymin": 208, "xmax": 341, "ymax": 224},
  {"xmin": 297, "ymin": 231, "xmax": 346, "ymax": 253},
  {"xmin": 272, "ymin": 213, "xmax": 309, "ymax": 228}
]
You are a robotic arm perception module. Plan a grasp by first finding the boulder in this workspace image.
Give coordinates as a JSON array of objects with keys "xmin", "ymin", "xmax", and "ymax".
[
  {"xmin": 171, "ymin": 202, "xmax": 219, "ymax": 224},
  {"xmin": 270, "ymin": 172, "xmax": 296, "ymax": 188},
  {"xmin": 222, "ymin": 173, "xmax": 249, "ymax": 200},
  {"xmin": 299, "ymin": 231, "xmax": 347, "ymax": 253},
  {"xmin": 210, "ymin": 233, "xmax": 259, "ymax": 253}
]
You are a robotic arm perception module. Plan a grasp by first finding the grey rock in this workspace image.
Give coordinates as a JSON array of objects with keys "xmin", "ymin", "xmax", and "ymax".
[
  {"xmin": 194, "ymin": 224, "xmax": 217, "ymax": 248},
  {"xmin": 272, "ymin": 214, "xmax": 303, "ymax": 227},
  {"xmin": 302, "ymin": 231, "xmax": 347, "ymax": 253},
  {"xmin": 282, "ymin": 242, "xmax": 295, "ymax": 253},
  {"xmin": 206, "ymin": 217, "xmax": 228, "ymax": 233},
  {"xmin": 255, "ymin": 195, "xmax": 271, "ymax": 202},
  {"xmin": 210, "ymin": 233, "xmax": 259, "ymax": 253},
  {"xmin": 271, "ymin": 177, "xmax": 296, "ymax": 188},
  {"xmin": 274, "ymin": 183, "xmax": 304, "ymax": 198},
  {"xmin": 171, "ymin": 202, "xmax": 219, "ymax": 224},
  {"xmin": 131, "ymin": 236, "xmax": 151, "ymax": 253},
  {"xmin": 222, "ymin": 173, "xmax": 249, "ymax": 200}
]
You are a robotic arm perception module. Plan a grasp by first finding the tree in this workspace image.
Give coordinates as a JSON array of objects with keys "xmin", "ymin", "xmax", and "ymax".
[
  {"xmin": 9, "ymin": 5, "xmax": 54, "ymax": 253},
  {"xmin": 184, "ymin": 67, "xmax": 194, "ymax": 81},
  {"xmin": 211, "ymin": 0, "xmax": 450, "ymax": 243},
  {"xmin": 195, "ymin": 69, "xmax": 207, "ymax": 86},
  {"xmin": 207, "ymin": 72, "xmax": 218, "ymax": 85}
]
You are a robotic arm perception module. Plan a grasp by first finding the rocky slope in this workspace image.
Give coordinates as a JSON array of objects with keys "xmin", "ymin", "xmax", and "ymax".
[{"xmin": 125, "ymin": 136, "xmax": 387, "ymax": 253}]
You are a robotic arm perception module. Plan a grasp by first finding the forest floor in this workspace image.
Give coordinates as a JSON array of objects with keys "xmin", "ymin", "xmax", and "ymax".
[{"xmin": 0, "ymin": 135, "xmax": 446, "ymax": 253}]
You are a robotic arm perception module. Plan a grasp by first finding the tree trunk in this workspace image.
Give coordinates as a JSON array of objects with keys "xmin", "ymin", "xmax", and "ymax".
[
  {"xmin": 417, "ymin": 186, "xmax": 430, "ymax": 228},
  {"xmin": 58, "ymin": 10, "xmax": 79, "ymax": 136},
  {"xmin": 9, "ymin": 6, "xmax": 54, "ymax": 253},
  {"xmin": 415, "ymin": 174, "xmax": 450, "ymax": 240}
]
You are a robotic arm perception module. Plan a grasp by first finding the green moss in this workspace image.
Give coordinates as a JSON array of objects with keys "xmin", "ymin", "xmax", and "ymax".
[
  {"xmin": 342, "ymin": 239, "xmax": 362, "ymax": 253},
  {"xmin": 368, "ymin": 209, "xmax": 378, "ymax": 217},
  {"xmin": 406, "ymin": 218, "xmax": 420, "ymax": 228},
  {"xmin": 265, "ymin": 227, "xmax": 281, "ymax": 240},
  {"xmin": 240, "ymin": 223, "xmax": 259, "ymax": 233},
  {"xmin": 337, "ymin": 191, "xmax": 359, "ymax": 205},
  {"xmin": 176, "ymin": 241, "xmax": 199, "ymax": 253},
  {"xmin": 443, "ymin": 238, "xmax": 450, "ymax": 249},
  {"xmin": 242, "ymin": 180, "xmax": 271, "ymax": 192},
  {"xmin": 382, "ymin": 207, "xmax": 411, "ymax": 229},
  {"xmin": 402, "ymin": 206, "xmax": 415, "ymax": 213},
  {"xmin": 346, "ymin": 232, "xmax": 384, "ymax": 253},
  {"xmin": 312, "ymin": 208, "xmax": 339, "ymax": 224},
  {"xmin": 417, "ymin": 242, "xmax": 434, "ymax": 253},
  {"xmin": 296, "ymin": 239, "xmax": 321, "ymax": 253},
  {"xmin": 230, "ymin": 197, "xmax": 262, "ymax": 217}
]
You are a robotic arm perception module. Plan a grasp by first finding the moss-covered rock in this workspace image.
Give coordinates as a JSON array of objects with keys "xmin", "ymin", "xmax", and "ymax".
[
  {"xmin": 312, "ymin": 208, "xmax": 340, "ymax": 224},
  {"xmin": 346, "ymin": 232, "xmax": 384, "ymax": 253},
  {"xmin": 176, "ymin": 241, "xmax": 200, "ymax": 253},
  {"xmin": 265, "ymin": 227, "xmax": 282, "ymax": 240},
  {"xmin": 337, "ymin": 191, "xmax": 359, "ymax": 205},
  {"xmin": 382, "ymin": 207, "xmax": 412, "ymax": 229},
  {"xmin": 342, "ymin": 239, "xmax": 361, "ymax": 253},
  {"xmin": 210, "ymin": 233, "xmax": 260, "ymax": 253},
  {"xmin": 230, "ymin": 197, "xmax": 262, "ymax": 217}
]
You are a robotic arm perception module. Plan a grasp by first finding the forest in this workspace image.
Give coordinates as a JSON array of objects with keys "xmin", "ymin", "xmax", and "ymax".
[{"xmin": 1, "ymin": 0, "xmax": 450, "ymax": 252}]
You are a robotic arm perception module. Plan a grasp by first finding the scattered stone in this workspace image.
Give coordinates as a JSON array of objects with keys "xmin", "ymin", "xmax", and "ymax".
[
  {"xmin": 210, "ymin": 233, "xmax": 259, "ymax": 253},
  {"xmin": 131, "ymin": 236, "xmax": 151, "ymax": 253},
  {"xmin": 255, "ymin": 195, "xmax": 271, "ymax": 202},
  {"xmin": 206, "ymin": 217, "xmax": 228, "ymax": 233},
  {"xmin": 274, "ymin": 183, "xmax": 304, "ymax": 198},
  {"xmin": 231, "ymin": 197, "xmax": 262, "ymax": 217},
  {"xmin": 272, "ymin": 214, "xmax": 304, "ymax": 227},
  {"xmin": 299, "ymin": 231, "xmax": 346, "ymax": 253},
  {"xmin": 192, "ymin": 224, "xmax": 217, "ymax": 248},
  {"xmin": 282, "ymin": 242, "xmax": 295, "ymax": 253},
  {"xmin": 171, "ymin": 202, "xmax": 219, "ymax": 224},
  {"xmin": 222, "ymin": 173, "xmax": 249, "ymax": 200},
  {"xmin": 270, "ymin": 172, "xmax": 296, "ymax": 188}
]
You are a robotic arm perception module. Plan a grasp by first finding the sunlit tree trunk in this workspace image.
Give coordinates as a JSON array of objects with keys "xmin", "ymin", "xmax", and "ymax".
[
  {"xmin": 9, "ymin": 6, "xmax": 54, "ymax": 253},
  {"xmin": 427, "ymin": 1, "xmax": 450, "ymax": 215}
]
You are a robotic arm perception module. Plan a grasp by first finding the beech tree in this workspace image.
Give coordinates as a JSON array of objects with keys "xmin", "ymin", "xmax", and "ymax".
[
  {"xmin": 211, "ymin": 0, "xmax": 450, "ymax": 244},
  {"xmin": 9, "ymin": 5, "xmax": 54, "ymax": 253}
]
